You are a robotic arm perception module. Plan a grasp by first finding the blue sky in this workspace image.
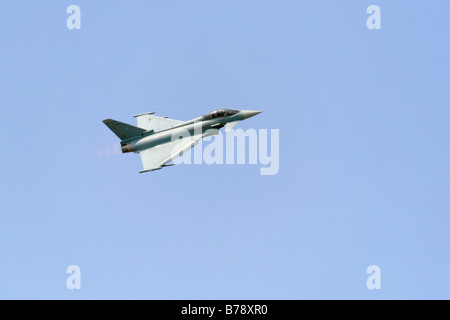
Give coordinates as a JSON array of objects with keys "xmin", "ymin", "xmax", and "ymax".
[{"xmin": 0, "ymin": 1, "xmax": 449, "ymax": 299}]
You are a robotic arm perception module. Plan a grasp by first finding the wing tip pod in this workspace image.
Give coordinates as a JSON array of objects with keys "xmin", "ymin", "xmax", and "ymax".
[
  {"xmin": 139, "ymin": 164, "xmax": 175, "ymax": 174},
  {"xmin": 133, "ymin": 112, "xmax": 156, "ymax": 118},
  {"xmin": 139, "ymin": 169, "xmax": 156, "ymax": 174}
]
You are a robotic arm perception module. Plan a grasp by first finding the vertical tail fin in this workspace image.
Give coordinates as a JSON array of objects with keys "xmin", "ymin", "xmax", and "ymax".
[{"xmin": 103, "ymin": 119, "xmax": 146, "ymax": 141}]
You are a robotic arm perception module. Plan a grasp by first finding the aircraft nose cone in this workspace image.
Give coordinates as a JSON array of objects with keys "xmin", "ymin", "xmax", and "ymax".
[{"xmin": 241, "ymin": 110, "xmax": 262, "ymax": 119}]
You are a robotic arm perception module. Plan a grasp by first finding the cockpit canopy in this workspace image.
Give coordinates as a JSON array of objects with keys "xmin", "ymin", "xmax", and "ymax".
[{"xmin": 202, "ymin": 109, "xmax": 239, "ymax": 120}]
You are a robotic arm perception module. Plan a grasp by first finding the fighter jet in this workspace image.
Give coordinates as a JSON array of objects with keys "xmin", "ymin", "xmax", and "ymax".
[{"xmin": 103, "ymin": 109, "xmax": 261, "ymax": 173}]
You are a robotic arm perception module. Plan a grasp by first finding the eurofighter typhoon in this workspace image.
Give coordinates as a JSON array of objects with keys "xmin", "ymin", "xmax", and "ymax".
[{"xmin": 103, "ymin": 109, "xmax": 261, "ymax": 173}]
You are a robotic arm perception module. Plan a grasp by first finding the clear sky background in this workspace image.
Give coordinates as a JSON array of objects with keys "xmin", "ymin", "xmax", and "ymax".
[{"xmin": 0, "ymin": 1, "xmax": 449, "ymax": 299}]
